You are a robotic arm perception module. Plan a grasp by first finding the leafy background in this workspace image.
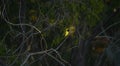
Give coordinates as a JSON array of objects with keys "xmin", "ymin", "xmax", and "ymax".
[{"xmin": 0, "ymin": 0, "xmax": 120, "ymax": 66}]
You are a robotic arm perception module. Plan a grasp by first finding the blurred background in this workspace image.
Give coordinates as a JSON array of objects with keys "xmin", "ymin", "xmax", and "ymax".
[{"xmin": 0, "ymin": 0, "xmax": 120, "ymax": 66}]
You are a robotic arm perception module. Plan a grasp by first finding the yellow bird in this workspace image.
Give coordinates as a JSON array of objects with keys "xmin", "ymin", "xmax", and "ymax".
[{"xmin": 64, "ymin": 26, "xmax": 75, "ymax": 37}]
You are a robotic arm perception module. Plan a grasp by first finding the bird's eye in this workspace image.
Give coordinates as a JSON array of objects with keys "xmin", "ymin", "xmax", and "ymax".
[{"xmin": 67, "ymin": 29, "xmax": 69, "ymax": 31}]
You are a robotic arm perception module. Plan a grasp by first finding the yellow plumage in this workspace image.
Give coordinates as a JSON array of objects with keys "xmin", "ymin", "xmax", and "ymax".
[{"xmin": 65, "ymin": 28, "xmax": 69, "ymax": 37}]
